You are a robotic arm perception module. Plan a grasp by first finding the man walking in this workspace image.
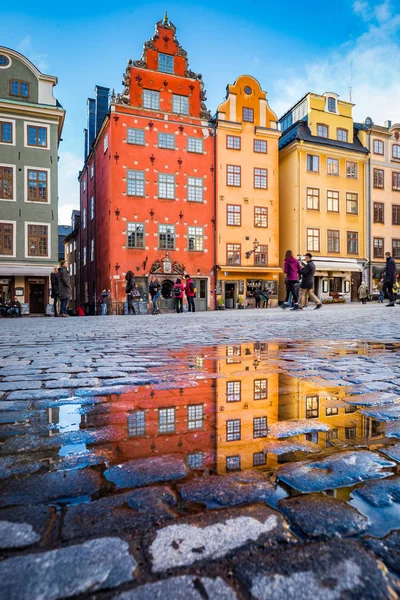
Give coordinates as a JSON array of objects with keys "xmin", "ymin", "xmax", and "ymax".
[
  {"xmin": 383, "ymin": 251, "xmax": 396, "ymax": 307},
  {"xmin": 58, "ymin": 261, "xmax": 71, "ymax": 317},
  {"xmin": 50, "ymin": 266, "xmax": 59, "ymax": 317},
  {"xmin": 292, "ymin": 253, "xmax": 322, "ymax": 311},
  {"xmin": 185, "ymin": 275, "xmax": 196, "ymax": 313}
]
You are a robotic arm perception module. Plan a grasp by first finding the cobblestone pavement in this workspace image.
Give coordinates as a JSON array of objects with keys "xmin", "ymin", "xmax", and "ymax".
[{"xmin": 1, "ymin": 303, "xmax": 400, "ymax": 599}]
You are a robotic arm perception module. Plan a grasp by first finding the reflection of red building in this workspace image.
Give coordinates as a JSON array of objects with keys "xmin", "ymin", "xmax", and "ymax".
[{"xmin": 79, "ymin": 14, "xmax": 215, "ymax": 312}]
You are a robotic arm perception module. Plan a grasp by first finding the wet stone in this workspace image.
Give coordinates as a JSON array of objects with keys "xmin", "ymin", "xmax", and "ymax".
[
  {"xmin": 343, "ymin": 392, "xmax": 400, "ymax": 406},
  {"xmin": 0, "ymin": 506, "xmax": 52, "ymax": 549},
  {"xmin": 278, "ymin": 451, "xmax": 395, "ymax": 493},
  {"xmin": 0, "ymin": 521, "xmax": 40, "ymax": 548},
  {"xmin": 234, "ymin": 539, "xmax": 392, "ymax": 600},
  {"xmin": 7, "ymin": 389, "xmax": 71, "ymax": 401},
  {"xmin": 0, "ymin": 537, "xmax": 136, "ymax": 600},
  {"xmin": 0, "ymin": 410, "xmax": 31, "ymax": 423},
  {"xmin": 101, "ymin": 376, "xmax": 158, "ymax": 386},
  {"xmin": 105, "ymin": 455, "xmax": 188, "ymax": 489},
  {"xmin": 114, "ymin": 576, "xmax": 238, "ymax": 600},
  {"xmin": 278, "ymin": 494, "xmax": 368, "ymax": 539},
  {"xmin": 0, "ymin": 455, "xmax": 43, "ymax": 479},
  {"xmin": 268, "ymin": 419, "xmax": 330, "ymax": 439},
  {"xmin": 379, "ymin": 443, "xmax": 400, "ymax": 462},
  {"xmin": 264, "ymin": 440, "xmax": 320, "ymax": 455},
  {"xmin": 360, "ymin": 404, "xmax": 400, "ymax": 421},
  {"xmin": 44, "ymin": 378, "xmax": 100, "ymax": 389},
  {"xmin": 381, "ymin": 421, "xmax": 400, "ymax": 439},
  {"xmin": 148, "ymin": 504, "xmax": 293, "ymax": 572},
  {"xmin": 0, "ymin": 401, "xmax": 31, "ymax": 411},
  {"xmin": 363, "ymin": 530, "xmax": 400, "ymax": 576},
  {"xmin": 0, "ymin": 381, "xmax": 42, "ymax": 392},
  {"xmin": 75, "ymin": 370, "xmax": 129, "ymax": 378},
  {"xmin": 0, "ymin": 468, "xmax": 102, "ymax": 507},
  {"xmin": 354, "ymin": 475, "xmax": 400, "ymax": 507},
  {"xmin": 179, "ymin": 471, "xmax": 276, "ymax": 508}
]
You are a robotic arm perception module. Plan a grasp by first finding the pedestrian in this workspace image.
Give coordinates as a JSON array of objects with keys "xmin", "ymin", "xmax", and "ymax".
[
  {"xmin": 383, "ymin": 251, "xmax": 396, "ymax": 307},
  {"xmin": 58, "ymin": 261, "xmax": 71, "ymax": 317},
  {"xmin": 173, "ymin": 278, "xmax": 185, "ymax": 313},
  {"xmin": 149, "ymin": 277, "xmax": 161, "ymax": 315},
  {"xmin": 377, "ymin": 277, "xmax": 384, "ymax": 303},
  {"xmin": 253, "ymin": 287, "xmax": 262, "ymax": 309},
  {"xmin": 101, "ymin": 289, "xmax": 110, "ymax": 315},
  {"xmin": 7, "ymin": 297, "xmax": 21, "ymax": 318},
  {"xmin": 50, "ymin": 265, "xmax": 60, "ymax": 317},
  {"xmin": 125, "ymin": 270, "xmax": 136, "ymax": 315},
  {"xmin": 0, "ymin": 296, "xmax": 7, "ymax": 318},
  {"xmin": 358, "ymin": 281, "xmax": 368, "ymax": 304},
  {"xmin": 292, "ymin": 253, "xmax": 322, "ymax": 311},
  {"xmin": 261, "ymin": 288, "xmax": 270, "ymax": 308},
  {"xmin": 281, "ymin": 250, "xmax": 302, "ymax": 309},
  {"xmin": 185, "ymin": 275, "xmax": 196, "ymax": 313}
]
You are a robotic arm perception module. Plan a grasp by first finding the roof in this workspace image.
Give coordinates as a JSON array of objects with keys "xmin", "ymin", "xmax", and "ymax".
[
  {"xmin": 279, "ymin": 119, "xmax": 369, "ymax": 154},
  {"xmin": 279, "ymin": 92, "xmax": 309, "ymax": 122}
]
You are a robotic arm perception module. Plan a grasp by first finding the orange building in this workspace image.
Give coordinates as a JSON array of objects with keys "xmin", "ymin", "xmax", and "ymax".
[{"xmin": 79, "ymin": 15, "xmax": 215, "ymax": 312}]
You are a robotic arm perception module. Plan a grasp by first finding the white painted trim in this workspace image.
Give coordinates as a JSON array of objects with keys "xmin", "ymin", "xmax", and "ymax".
[
  {"xmin": 0, "ymin": 163, "xmax": 16, "ymax": 201},
  {"xmin": 24, "ymin": 221, "xmax": 51, "ymax": 259},
  {"xmin": 229, "ymin": 94, "xmax": 236, "ymax": 122},
  {"xmin": 24, "ymin": 166, "xmax": 51, "ymax": 204},
  {"xmin": 0, "ymin": 112, "xmax": 57, "ymax": 125},
  {"xmin": 0, "ymin": 52, "xmax": 12, "ymax": 69},
  {"xmin": 24, "ymin": 120, "xmax": 50, "ymax": 150},
  {"xmin": 0, "ymin": 219, "xmax": 16, "ymax": 257},
  {"xmin": 0, "ymin": 118, "xmax": 16, "ymax": 146}
]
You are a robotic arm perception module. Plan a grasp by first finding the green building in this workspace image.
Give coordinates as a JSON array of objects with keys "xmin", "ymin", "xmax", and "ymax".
[{"xmin": 0, "ymin": 47, "xmax": 65, "ymax": 314}]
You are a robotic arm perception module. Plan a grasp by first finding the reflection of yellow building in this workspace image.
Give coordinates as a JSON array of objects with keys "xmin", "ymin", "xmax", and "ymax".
[{"xmin": 216, "ymin": 76, "xmax": 281, "ymax": 308}]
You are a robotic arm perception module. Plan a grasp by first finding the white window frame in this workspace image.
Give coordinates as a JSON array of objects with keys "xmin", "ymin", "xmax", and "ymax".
[
  {"xmin": 24, "ymin": 121, "xmax": 50, "ymax": 150},
  {"xmin": 90, "ymin": 239, "xmax": 94, "ymax": 262},
  {"xmin": 24, "ymin": 166, "xmax": 51, "ymax": 204},
  {"xmin": 90, "ymin": 164, "xmax": 94, "ymax": 179},
  {"xmin": 0, "ymin": 219, "xmax": 16, "ymax": 257},
  {"xmin": 158, "ymin": 133, "xmax": 175, "ymax": 150},
  {"xmin": 0, "ymin": 117, "xmax": 16, "ymax": 147},
  {"xmin": 83, "ymin": 245, "xmax": 87, "ymax": 266},
  {"xmin": 188, "ymin": 226, "xmax": 204, "ymax": 251},
  {"xmin": 158, "ymin": 173, "xmax": 175, "ymax": 199},
  {"xmin": 83, "ymin": 208, "xmax": 87, "ymax": 230},
  {"xmin": 188, "ymin": 404, "xmax": 204, "ymax": 430},
  {"xmin": 143, "ymin": 89, "xmax": 160, "ymax": 110},
  {"xmin": 187, "ymin": 137, "xmax": 203, "ymax": 153},
  {"xmin": 90, "ymin": 196, "xmax": 94, "ymax": 220},
  {"xmin": 126, "ymin": 222, "xmax": 145, "ymax": 249},
  {"xmin": 187, "ymin": 176, "xmax": 203, "ymax": 202},
  {"xmin": 127, "ymin": 170, "xmax": 145, "ymax": 197},
  {"xmin": 25, "ymin": 221, "xmax": 51, "ymax": 259},
  {"xmin": 327, "ymin": 157, "xmax": 339, "ymax": 176},
  {"xmin": 103, "ymin": 133, "xmax": 109, "ymax": 153},
  {"xmin": 158, "ymin": 53, "xmax": 174, "ymax": 74},
  {"xmin": 127, "ymin": 128, "xmax": 145, "ymax": 145},
  {"xmin": 158, "ymin": 224, "xmax": 175, "ymax": 250},
  {"xmin": 172, "ymin": 94, "xmax": 189, "ymax": 115},
  {"xmin": 0, "ymin": 163, "xmax": 16, "ymax": 201}
]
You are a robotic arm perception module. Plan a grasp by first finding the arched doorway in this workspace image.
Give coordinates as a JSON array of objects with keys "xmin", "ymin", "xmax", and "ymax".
[{"xmin": 161, "ymin": 279, "xmax": 174, "ymax": 299}]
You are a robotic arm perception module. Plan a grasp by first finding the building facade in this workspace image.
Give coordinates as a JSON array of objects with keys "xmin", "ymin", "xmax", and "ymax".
[
  {"xmin": 79, "ymin": 15, "xmax": 215, "ymax": 313},
  {"xmin": 279, "ymin": 92, "xmax": 368, "ymax": 302},
  {"xmin": 0, "ymin": 47, "xmax": 64, "ymax": 314},
  {"xmin": 63, "ymin": 210, "xmax": 80, "ymax": 312},
  {"xmin": 215, "ymin": 76, "xmax": 281, "ymax": 308}
]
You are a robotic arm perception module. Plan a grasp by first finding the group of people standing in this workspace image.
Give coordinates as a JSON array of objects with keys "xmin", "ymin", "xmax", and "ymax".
[
  {"xmin": 281, "ymin": 250, "xmax": 322, "ymax": 311},
  {"xmin": 50, "ymin": 261, "xmax": 71, "ymax": 317}
]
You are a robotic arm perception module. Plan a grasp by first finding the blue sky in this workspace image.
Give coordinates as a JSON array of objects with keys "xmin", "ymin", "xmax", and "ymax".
[{"xmin": 2, "ymin": 0, "xmax": 400, "ymax": 222}]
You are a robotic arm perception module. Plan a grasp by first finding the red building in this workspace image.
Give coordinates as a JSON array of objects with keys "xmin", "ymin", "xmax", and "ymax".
[{"xmin": 79, "ymin": 15, "xmax": 215, "ymax": 312}]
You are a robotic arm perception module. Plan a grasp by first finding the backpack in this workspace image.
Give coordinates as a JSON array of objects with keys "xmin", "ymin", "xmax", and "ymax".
[
  {"xmin": 189, "ymin": 281, "xmax": 195, "ymax": 293},
  {"xmin": 174, "ymin": 286, "xmax": 182, "ymax": 297}
]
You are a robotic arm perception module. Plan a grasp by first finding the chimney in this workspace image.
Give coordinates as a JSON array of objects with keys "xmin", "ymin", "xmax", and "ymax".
[
  {"xmin": 83, "ymin": 128, "xmax": 88, "ymax": 161},
  {"xmin": 87, "ymin": 98, "xmax": 96, "ymax": 155},
  {"xmin": 385, "ymin": 120, "xmax": 392, "ymax": 129},
  {"xmin": 95, "ymin": 86, "xmax": 110, "ymax": 135}
]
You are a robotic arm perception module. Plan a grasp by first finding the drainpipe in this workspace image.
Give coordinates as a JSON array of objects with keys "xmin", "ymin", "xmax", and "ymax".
[
  {"xmin": 213, "ymin": 119, "xmax": 217, "ymax": 310},
  {"xmin": 366, "ymin": 131, "xmax": 372, "ymax": 289}
]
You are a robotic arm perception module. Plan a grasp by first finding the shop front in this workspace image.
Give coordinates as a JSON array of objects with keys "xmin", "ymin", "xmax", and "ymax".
[
  {"xmin": 216, "ymin": 267, "xmax": 281, "ymax": 308},
  {"xmin": 0, "ymin": 265, "xmax": 51, "ymax": 315},
  {"xmin": 312, "ymin": 258, "xmax": 364, "ymax": 303},
  {"xmin": 371, "ymin": 263, "xmax": 400, "ymax": 299}
]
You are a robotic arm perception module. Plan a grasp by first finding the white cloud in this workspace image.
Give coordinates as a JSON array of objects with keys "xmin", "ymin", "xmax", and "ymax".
[
  {"xmin": 273, "ymin": 1, "xmax": 400, "ymax": 126},
  {"xmin": 16, "ymin": 36, "xmax": 49, "ymax": 72},
  {"xmin": 58, "ymin": 151, "xmax": 81, "ymax": 225}
]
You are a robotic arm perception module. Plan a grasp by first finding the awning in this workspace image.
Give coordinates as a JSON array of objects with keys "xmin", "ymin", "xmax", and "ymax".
[
  {"xmin": 217, "ymin": 266, "xmax": 282, "ymax": 273},
  {"xmin": 313, "ymin": 260, "xmax": 363, "ymax": 273},
  {"xmin": 0, "ymin": 265, "xmax": 52, "ymax": 277}
]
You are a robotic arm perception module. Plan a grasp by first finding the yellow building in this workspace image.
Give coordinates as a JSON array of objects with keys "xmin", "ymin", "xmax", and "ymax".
[
  {"xmin": 215, "ymin": 76, "xmax": 281, "ymax": 308},
  {"xmin": 279, "ymin": 92, "xmax": 369, "ymax": 302}
]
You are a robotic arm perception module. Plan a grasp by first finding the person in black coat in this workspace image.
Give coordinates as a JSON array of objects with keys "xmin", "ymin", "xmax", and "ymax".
[
  {"xmin": 253, "ymin": 287, "xmax": 262, "ymax": 309},
  {"xmin": 125, "ymin": 270, "xmax": 136, "ymax": 315},
  {"xmin": 383, "ymin": 252, "xmax": 396, "ymax": 307},
  {"xmin": 292, "ymin": 253, "xmax": 322, "ymax": 311},
  {"xmin": 50, "ymin": 266, "xmax": 60, "ymax": 317}
]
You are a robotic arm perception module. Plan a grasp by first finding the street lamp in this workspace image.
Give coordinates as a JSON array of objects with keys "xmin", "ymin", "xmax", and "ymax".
[
  {"xmin": 114, "ymin": 263, "xmax": 120, "ymax": 315},
  {"xmin": 245, "ymin": 238, "xmax": 259, "ymax": 259}
]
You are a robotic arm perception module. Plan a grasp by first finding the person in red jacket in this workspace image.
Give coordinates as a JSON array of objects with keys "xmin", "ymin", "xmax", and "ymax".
[
  {"xmin": 185, "ymin": 275, "xmax": 196, "ymax": 313},
  {"xmin": 173, "ymin": 278, "xmax": 185, "ymax": 313},
  {"xmin": 281, "ymin": 250, "xmax": 302, "ymax": 309}
]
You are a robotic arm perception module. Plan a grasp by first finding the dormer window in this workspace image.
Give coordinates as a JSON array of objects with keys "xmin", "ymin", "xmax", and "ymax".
[
  {"xmin": 158, "ymin": 53, "xmax": 174, "ymax": 74},
  {"xmin": 327, "ymin": 97, "xmax": 336, "ymax": 113},
  {"xmin": 10, "ymin": 80, "xmax": 29, "ymax": 98}
]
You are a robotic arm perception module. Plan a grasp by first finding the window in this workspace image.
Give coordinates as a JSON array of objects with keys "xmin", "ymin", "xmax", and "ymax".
[
  {"xmin": 172, "ymin": 94, "xmax": 189, "ymax": 115},
  {"xmin": 188, "ymin": 226, "xmax": 204, "ymax": 251},
  {"xmin": 393, "ymin": 239, "xmax": 400, "ymax": 259},
  {"xmin": 187, "ymin": 177, "xmax": 203, "ymax": 202},
  {"xmin": 327, "ymin": 229, "xmax": 340, "ymax": 253},
  {"xmin": 83, "ymin": 246, "xmax": 87, "ymax": 266},
  {"xmin": 90, "ymin": 196, "xmax": 94, "ymax": 220},
  {"xmin": 393, "ymin": 145, "xmax": 400, "ymax": 160},
  {"xmin": 226, "ymin": 456, "xmax": 241, "ymax": 471},
  {"xmin": 227, "ymin": 243, "xmax": 241, "ymax": 265},
  {"xmin": 373, "ymin": 202, "xmax": 384, "ymax": 223},
  {"xmin": 0, "ymin": 166, "xmax": 13, "ymax": 199},
  {"xmin": 327, "ymin": 97, "xmax": 336, "ymax": 112},
  {"xmin": 158, "ymin": 407, "xmax": 175, "ymax": 433},
  {"xmin": 327, "ymin": 158, "xmax": 339, "ymax": 176},
  {"xmin": 10, "ymin": 80, "xmax": 29, "ymax": 97},
  {"xmin": 226, "ymin": 419, "xmax": 241, "ymax": 441},
  {"xmin": 253, "ymin": 416, "xmax": 268, "ymax": 438},
  {"xmin": 346, "ymin": 162, "xmax": 357, "ymax": 179},
  {"xmin": 90, "ymin": 239, "xmax": 94, "ymax": 262},
  {"xmin": 346, "ymin": 193, "xmax": 358, "ymax": 214},
  {"xmin": 307, "ymin": 228, "xmax": 320, "ymax": 252},
  {"xmin": 143, "ymin": 89, "xmax": 160, "ymax": 110},
  {"xmin": 187, "ymin": 137, "xmax": 203, "ymax": 153},
  {"xmin": 158, "ymin": 133, "xmax": 175, "ymax": 150},
  {"xmin": 254, "ymin": 244, "xmax": 268, "ymax": 265},
  {"xmin": 326, "ymin": 407, "xmax": 339, "ymax": 416},
  {"xmin": 127, "ymin": 170, "xmax": 145, "ymax": 196},
  {"xmin": 373, "ymin": 139, "xmax": 384, "ymax": 155},
  {"xmin": 83, "ymin": 208, "xmax": 86, "ymax": 229},
  {"xmin": 158, "ymin": 224, "xmax": 175, "ymax": 250},
  {"xmin": 90, "ymin": 165, "xmax": 94, "ymax": 179},
  {"xmin": 393, "ymin": 173, "xmax": 400, "ymax": 191},
  {"xmin": 254, "ymin": 139, "xmax": 267, "ymax": 153},
  {"xmin": 254, "ymin": 379, "xmax": 267, "ymax": 400},
  {"xmin": 127, "ymin": 128, "xmax": 145, "ymax": 145},
  {"xmin": 242, "ymin": 107, "xmax": 254, "ymax": 122},
  {"xmin": 393, "ymin": 205, "xmax": 400, "ymax": 225},
  {"xmin": 128, "ymin": 411, "xmax": 145, "ymax": 437},
  {"xmin": 188, "ymin": 404, "xmax": 203, "ymax": 430},
  {"xmin": 253, "ymin": 452, "xmax": 267, "ymax": 466},
  {"xmin": 27, "ymin": 169, "xmax": 48, "ymax": 202},
  {"xmin": 0, "ymin": 223, "xmax": 13, "ymax": 255},
  {"xmin": 227, "ymin": 381, "xmax": 241, "ymax": 402},
  {"xmin": 327, "ymin": 429, "xmax": 339, "ymax": 442},
  {"xmin": 307, "ymin": 187, "xmax": 320, "ymax": 210},
  {"xmin": 158, "ymin": 52, "xmax": 174, "ymax": 74},
  {"xmin": 0, "ymin": 121, "xmax": 12, "ymax": 143},
  {"xmin": 347, "ymin": 231, "xmax": 359, "ymax": 254},
  {"xmin": 226, "ymin": 345, "xmax": 241, "ymax": 364},
  {"xmin": 103, "ymin": 133, "xmax": 108, "ymax": 153},
  {"xmin": 306, "ymin": 395, "xmax": 319, "ymax": 418},
  {"xmin": 373, "ymin": 237, "xmax": 384, "ymax": 258},
  {"xmin": 227, "ymin": 204, "xmax": 241, "ymax": 226},
  {"xmin": 337, "ymin": 128, "xmax": 348, "ymax": 142},
  {"xmin": 254, "ymin": 206, "xmax": 267, "ymax": 228},
  {"xmin": 187, "ymin": 453, "xmax": 203, "ymax": 469},
  {"xmin": 83, "ymin": 179, "xmax": 86, "ymax": 192},
  {"xmin": 158, "ymin": 173, "xmax": 175, "ymax": 199},
  {"xmin": 373, "ymin": 169, "xmax": 384, "ymax": 188},
  {"xmin": 227, "ymin": 135, "xmax": 241, "ymax": 150},
  {"xmin": 254, "ymin": 168, "xmax": 267, "ymax": 189},
  {"xmin": 307, "ymin": 154, "xmax": 319, "ymax": 172},
  {"xmin": 345, "ymin": 427, "xmax": 356, "ymax": 440},
  {"xmin": 27, "ymin": 125, "xmax": 47, "ymax": 147},
  {"xmin": 227, "ymin": 165, "xmax": 241, "ymax": 186},
  {"xmin": 27, "ymin": 224, "xmax": 48, "ymax": 257},
  {"xmin": 127, "ymin": 222, "xmax": 145, "ymax": 248},
  {"xmin": 345, "ymin": 405, "xmax": 357, "ymax": 414},
  {"xmin": 317, "ymin": 124, "xmax": 328, "ymax": 138}
]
